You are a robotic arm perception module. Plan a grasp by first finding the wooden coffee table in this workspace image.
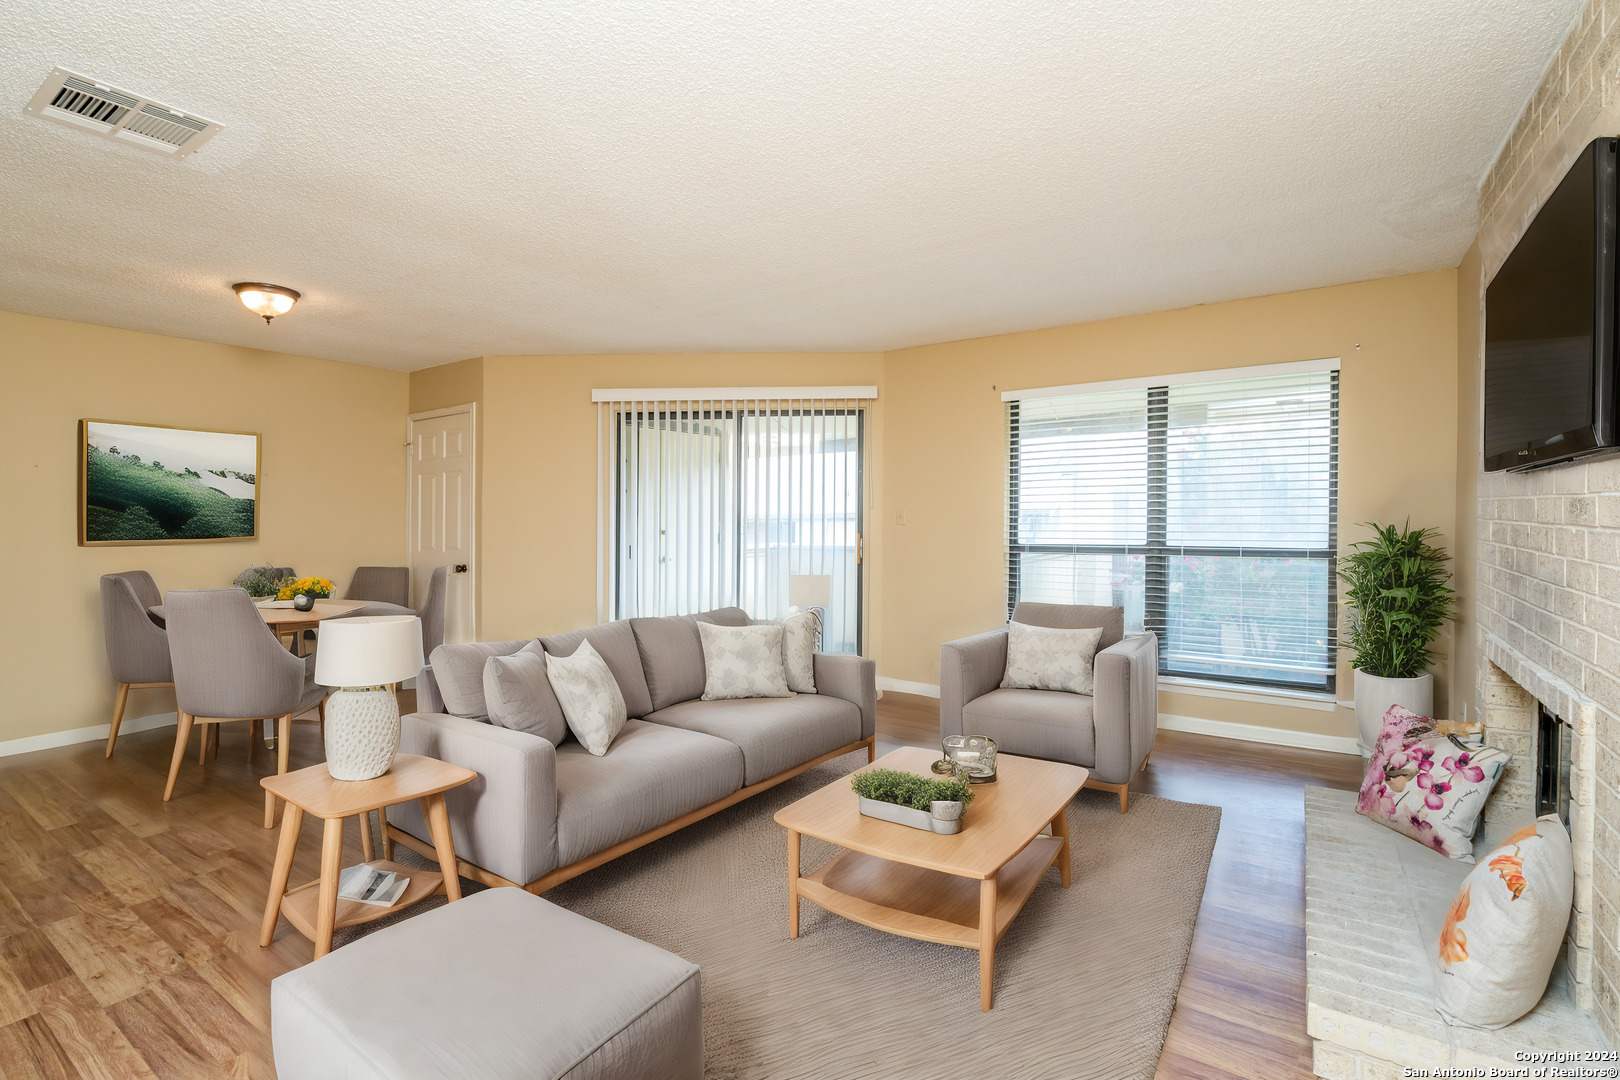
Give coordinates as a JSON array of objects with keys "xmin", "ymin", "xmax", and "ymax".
[{"xmin": 774, "ymin": 746, "xmax": 1087, "ymax": 1010}]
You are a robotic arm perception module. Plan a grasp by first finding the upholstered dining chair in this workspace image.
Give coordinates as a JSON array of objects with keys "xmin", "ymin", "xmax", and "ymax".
[
  {"xmin": 418, "ymin": 565, "xmax": 448, "ymax": 656},
  {"xmin": 940, "ymin": 602, "xmax": 1158, "ymax": 812},
  {"xmin": 99, "ymin": 571, "xmax": 173, "ymax": 757},
  {"xmin": 164, "ymin": 588, "xmax": 328, "ymax": 827},
  {"xmin": 341, "ymin": 566, "xmax": 415, "ymax": 617}
]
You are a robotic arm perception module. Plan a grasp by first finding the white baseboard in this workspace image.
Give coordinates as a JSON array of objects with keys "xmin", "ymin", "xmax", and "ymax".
[
  {"xmin": 876, "ymin": 676, "xmax": 941, "ymax": 698},
  {"xmin": 0, "ymin": 711, "xmax": 177, "ymax": 759},
  {"xmin": 1157, "ymin": 712, "xmax": 1360, "ymax": 756}
]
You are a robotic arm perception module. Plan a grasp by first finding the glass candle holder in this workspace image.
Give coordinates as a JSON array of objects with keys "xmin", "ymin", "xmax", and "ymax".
[{"xmin": 942, "ymin": 734, "xmax": 998, "ymax": 783}]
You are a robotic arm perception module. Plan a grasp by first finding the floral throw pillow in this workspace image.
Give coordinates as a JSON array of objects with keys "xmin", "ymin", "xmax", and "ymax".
[
  {"xmin": 1433, "ymin": 816, "xmax": 1574, "ymax": 1028},
  {"xmin": 543, "ymin": 640, "xmax": 627, "ymax": 756},
  {"xmin": 1001, "ymin": 621, "xmax": 1105, "ymax": 695},
  {"xmin": 1357, "ymin": 704, "xmax": 1508, "ymax": 861},
  {"xmin": 698, "ymin": 622, "xmax": 792, "ymax": 700}
]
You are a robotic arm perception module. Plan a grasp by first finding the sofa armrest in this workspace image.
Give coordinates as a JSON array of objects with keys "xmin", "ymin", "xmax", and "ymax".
[
  {"xmin": 1092, "ymin": 632, "xmax": 1158, "ymax": 785},
  {"xmin": 940, "ymin": 630, "xmax": 1008, "ymax": 740},
  {"xmin": 814, "ymin": 653, "xmax": 876, "ymax": 742},
  {"xmin": 390, "ymin": 712, "xmax": 559, "ymax": 886}
]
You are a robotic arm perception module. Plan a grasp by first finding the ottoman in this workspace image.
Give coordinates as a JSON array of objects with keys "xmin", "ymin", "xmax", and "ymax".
[{"xmin": 271, "ymin": 888, "xmax": 702, "ymax": 1079}]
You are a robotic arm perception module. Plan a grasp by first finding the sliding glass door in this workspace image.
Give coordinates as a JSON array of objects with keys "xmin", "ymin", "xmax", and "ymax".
[{"xmin": 611, "ymin": 401, "xmax": 864, "ymax": 653}]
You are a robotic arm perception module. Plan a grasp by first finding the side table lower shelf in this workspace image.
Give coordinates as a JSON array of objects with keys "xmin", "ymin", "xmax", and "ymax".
[{"xmin": 278, "ymin": 859, "xmax": 444, "ymax": 940}]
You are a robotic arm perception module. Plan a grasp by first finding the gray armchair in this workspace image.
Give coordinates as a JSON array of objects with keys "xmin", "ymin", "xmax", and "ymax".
[
  {"xmin": 99, "ymin": 571, "xmax": 174, "ymax": 758},
  {"xmin": 164, "ymin": 588, "xmax": 328, "ymax": 827},
  {"xmin": 940, "ymin": 602, "xmax": 1158, "ymax": 812}
]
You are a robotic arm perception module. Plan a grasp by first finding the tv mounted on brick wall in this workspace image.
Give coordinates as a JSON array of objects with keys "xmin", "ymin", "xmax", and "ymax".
[{"xmin": 1485, "ymin": 137, "xmax": 1620, "ymax": 472}]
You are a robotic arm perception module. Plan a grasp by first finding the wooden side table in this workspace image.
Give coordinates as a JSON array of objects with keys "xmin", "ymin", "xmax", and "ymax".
[{"xmin": 260, "ymin": 754, "xmax": 477, "ymax": 959}]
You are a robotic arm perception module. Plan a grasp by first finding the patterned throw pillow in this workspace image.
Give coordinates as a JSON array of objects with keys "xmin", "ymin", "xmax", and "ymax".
[
  {"xmin": 782, "ymin": 610, "xmax": 818, "ymax": 694},
  {"xmin": 1433, "ymin": 816, "xmax": 1574, "ymax": 1028},
  {"xmin": 698, "ymin": 622, "xmax": 792, "ymax": 700},
  {"xmin": 1357, "ymin": 705, "xmax": 1508, "ymax": 861},
  {"xmin": 1001, "ymin": 621, "xmax": 1104, "ymax": 695},
  {"xmin": 543, "ymin": 640, "xmax": 627, "ymax": 756}
]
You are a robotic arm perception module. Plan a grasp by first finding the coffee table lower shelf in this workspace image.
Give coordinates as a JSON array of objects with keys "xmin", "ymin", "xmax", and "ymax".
[{"xmin": 794, "ymin": 834, "xmax": 1063, "ymax": 1008}]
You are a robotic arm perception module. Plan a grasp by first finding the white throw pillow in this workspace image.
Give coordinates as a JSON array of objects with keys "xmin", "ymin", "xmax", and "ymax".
[
  {"xmin": 699, "ymin": 622, "xmax": 792, "ymax": 700},
  {"xmin": 1001, "ymin": 621, "xmax": 1104, "ymax": 695},
  {"xmin": 1433, "ymin": 815, "xmax": 1574, "ymax": 1028},
  {"xmin": 543, "ymin": 639, "xmax": 627, "ymax": 756},
  {"xmin": 483, "ymin": 644, "xmax": 569, "ymax": 745},
  {"xmin": 782, "ymin": 610, "xmax": 818, "ymax": 694}
]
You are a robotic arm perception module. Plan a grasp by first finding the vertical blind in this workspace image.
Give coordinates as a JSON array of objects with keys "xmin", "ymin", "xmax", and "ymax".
[
  {"xmin": 595, "ymin": 389, "xmax": 872, "ymax": 654},
  {"xmin": 1005, "ymin": 361, "xmax": 1339, "ymax": 691}
]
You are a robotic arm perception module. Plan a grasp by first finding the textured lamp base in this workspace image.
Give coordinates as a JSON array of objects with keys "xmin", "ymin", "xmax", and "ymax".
[{"xmin": 325, "ymin": 686, "xmax": 401, "ymax": 781}]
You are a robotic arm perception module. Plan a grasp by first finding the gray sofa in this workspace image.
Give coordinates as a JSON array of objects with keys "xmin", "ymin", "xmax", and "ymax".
[
  {"xmin": 388, "ymin": 607, "xmax": 876, "ymax": 892},
  {"xmin": 940, "ymin": 602, "xmax": 1158, "ymax": 812}
]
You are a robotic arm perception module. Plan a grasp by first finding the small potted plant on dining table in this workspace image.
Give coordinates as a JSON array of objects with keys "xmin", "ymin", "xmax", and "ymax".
[
  {"xmin": 851, "ymin": 768, "xmax": 975, "ymax": 834},
  {"xmin": 279, "ymin": 575, "xmax": 335, "ymax": 612}
]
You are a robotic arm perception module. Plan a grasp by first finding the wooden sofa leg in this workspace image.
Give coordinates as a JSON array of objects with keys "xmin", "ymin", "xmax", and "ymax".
[
  {"xmin": 866, "ymin": 738, "xmax": 876, "ymax": 763},
  {"xmin": 1118, "ymin": 788, "xmax": 1128, "ymax": 814}
]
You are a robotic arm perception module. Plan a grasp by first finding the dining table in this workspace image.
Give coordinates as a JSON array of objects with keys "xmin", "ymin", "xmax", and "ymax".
[{"xmin": 148, "ymin": 598, "xmax": 372, "ymax": 654}]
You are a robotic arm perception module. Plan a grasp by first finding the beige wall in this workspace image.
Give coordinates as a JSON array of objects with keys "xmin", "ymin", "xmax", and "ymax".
[
  {"xmin": 880, "ymin": 270, "xmax": 1461, "ymax": 740},
  {"xmin": 0, "ymin": 309, "xmax": 409, "ymax": 744},
  {"xmin": 465, "ymin": 353, "xmax": 886, "ymax": 642}
]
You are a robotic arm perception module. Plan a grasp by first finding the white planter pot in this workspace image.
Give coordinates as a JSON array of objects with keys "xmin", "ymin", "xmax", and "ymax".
[
  {"xmin": 857, "ymin": 796, "xmax": 963, "ymax": 834},
  {"xmin": 1354, "ymin": 669, "xmax": 1434, "ymax": 757}
]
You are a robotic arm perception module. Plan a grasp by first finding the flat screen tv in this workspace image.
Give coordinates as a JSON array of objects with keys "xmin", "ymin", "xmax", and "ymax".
[{"xmin": 1485, "ymin": 137, "xmax": 1620, "ymax": 472}]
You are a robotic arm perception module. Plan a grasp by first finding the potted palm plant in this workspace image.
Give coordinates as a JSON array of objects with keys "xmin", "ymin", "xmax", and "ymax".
[{"xmin": 1339, "ymin": 522, "xmax": 1456, "ymax": 756}]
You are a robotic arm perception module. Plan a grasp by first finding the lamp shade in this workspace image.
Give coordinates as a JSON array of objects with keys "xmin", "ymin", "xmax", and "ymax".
[
  {"xmin": 789, "ymin": 574, "xmax": 833, "ymax": 610},
  {"xmin": 314, "ymin": 616, "xmax": 424, "ymax": 687}
]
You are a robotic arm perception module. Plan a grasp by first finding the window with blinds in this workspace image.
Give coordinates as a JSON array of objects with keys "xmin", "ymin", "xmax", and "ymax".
[
  {"xmin": 1005, "ymin": 361, "xmax": 1339, "ymax": 692},
  {"xmin": 595, "ymin": 389, "xmax": 871, "ymax": 654}
]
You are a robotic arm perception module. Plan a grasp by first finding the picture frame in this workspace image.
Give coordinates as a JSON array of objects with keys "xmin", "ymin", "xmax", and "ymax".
[{"xmin": 79, "ymin": 419, "xmax": 261, "ymax": 546}]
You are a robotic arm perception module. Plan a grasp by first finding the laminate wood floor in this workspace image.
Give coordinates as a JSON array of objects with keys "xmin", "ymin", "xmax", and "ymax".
[{"xmin": 0, "ymin": 691, "xmax": 1361, "ymax": 1079}]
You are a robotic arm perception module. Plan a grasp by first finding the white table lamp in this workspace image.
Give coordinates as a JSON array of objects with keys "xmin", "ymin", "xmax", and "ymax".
[{"xmin": 314, "ymin": 616, "xmax": 424, "ymax": 781}]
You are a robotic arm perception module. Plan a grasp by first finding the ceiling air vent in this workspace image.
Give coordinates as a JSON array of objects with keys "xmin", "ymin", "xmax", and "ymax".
[{"xmin": 24, "ymin": 67, "xmax": 222, "ymax": 158}]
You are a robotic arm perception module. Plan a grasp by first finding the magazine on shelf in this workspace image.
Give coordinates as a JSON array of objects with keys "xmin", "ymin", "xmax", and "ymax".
[{"xmin": 337, "ymin": 863, "xmax": 409, "ymax": 908}]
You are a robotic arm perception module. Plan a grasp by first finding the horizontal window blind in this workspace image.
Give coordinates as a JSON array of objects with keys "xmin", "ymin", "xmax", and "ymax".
[
  {"xmin": 1007, "ymin": 366, "xmax": 1339, "ymax": 691},
  {"xmin": 597, "ymin": 391, "xmax": 868, "ymax": 654}
]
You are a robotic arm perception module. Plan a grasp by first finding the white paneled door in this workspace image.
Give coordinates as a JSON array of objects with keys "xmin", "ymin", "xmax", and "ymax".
[{"xmin": 409, "ymin": 406, "xmax": 476, "ymax": 644}]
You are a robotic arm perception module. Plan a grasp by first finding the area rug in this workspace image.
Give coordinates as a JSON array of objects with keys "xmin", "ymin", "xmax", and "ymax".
[{"xmin": 359, "ymin": 751, "xmax": 1221, "ymax": 1080}]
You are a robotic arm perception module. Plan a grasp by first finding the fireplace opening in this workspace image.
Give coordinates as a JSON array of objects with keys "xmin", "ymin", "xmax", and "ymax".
[{"xmin": 1537, "ymin": 702, "xmax": 1573, "ymax": 831}]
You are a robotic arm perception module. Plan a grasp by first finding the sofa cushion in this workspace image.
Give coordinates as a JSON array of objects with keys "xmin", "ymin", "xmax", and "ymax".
[
  {"xmin": 644, "ymin": 694, "xmax": 861, "ymax": 786},
  {"xmin": 631, "ymin": 607, "xmax": 752, "ymax": 711},
  {"xmin": 269, "ymin": 888, "xmax": 702, "ymax": 1080},
  {"xmin": 962, "ymin": 687, "xmax": 1096, "ymax": 768},
  {"xmin": 699, "ymin": 622, "xmax": 791, "ymax": 700},
  {"xmin": 546, "ymin": 640, "xmax": 629, "ymax": 756},
  {"xmin": 429, "ymin": 640, "xmax": 532, "ymax": 719},
  {"xmin": 554, "ymin": 720, "xmax": 744, "ymax": 865},
  {"xmin": 782, "ymin": 610, "xmax": 818, "ymax": 694},
  {"xmin": 541, "ymin": 619, "xmax": 654, "ymax": 718},
  {"xmin": 482, "ymin": 643, "xmax": 568, "ymax": 745},
  {"xmin": 1009, "ymin": 602, "xmax": 1125, "ymax": 650}
]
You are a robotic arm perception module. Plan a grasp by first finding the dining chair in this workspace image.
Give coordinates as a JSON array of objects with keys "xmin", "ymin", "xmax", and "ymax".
[
  {"xmin": 419, "ymin": 566, "xmax": 448, "ymax": 656},
  {"xmin": 341, "ymin": 566, "xmax": 415, "ymax": 617},
  {"xmin": 99, "ymin": 571, "xmax": 173, "ymax": 757},
  {"xmin": 164, "ymin": 588, "xmax": 327, "ymax": 827}
]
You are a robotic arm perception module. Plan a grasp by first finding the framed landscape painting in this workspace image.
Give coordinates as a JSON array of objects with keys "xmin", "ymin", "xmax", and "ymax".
[{"xmin": 80, "ymin": 420, "xmax": 260, "ymax": 545}]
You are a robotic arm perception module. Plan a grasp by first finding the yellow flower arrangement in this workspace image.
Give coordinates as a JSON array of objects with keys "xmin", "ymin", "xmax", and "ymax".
[{"xmin": 277, "ymin": 576, "xmax": 335, "ymax": 601}]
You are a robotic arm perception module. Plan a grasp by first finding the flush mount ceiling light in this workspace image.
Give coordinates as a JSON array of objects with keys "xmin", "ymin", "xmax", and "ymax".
[{"xmin": 232, "ymin": 283, "xmax": 300, "ymax": 324}]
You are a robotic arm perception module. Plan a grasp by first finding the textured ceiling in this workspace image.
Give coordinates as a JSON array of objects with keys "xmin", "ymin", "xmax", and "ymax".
[{"xmin": 0, "ymin": 1, "xmax": 1583, "ymax": 371}]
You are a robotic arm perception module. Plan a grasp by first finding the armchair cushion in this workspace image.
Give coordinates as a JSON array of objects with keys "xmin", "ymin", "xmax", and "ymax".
[
  {"xmin": 962, "ymin": 688, "xmax": 1095, "ymax": 767},
  {"xmin": 1002, "ymin": 621, "xmax": 1104, "ymax": 695}
]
